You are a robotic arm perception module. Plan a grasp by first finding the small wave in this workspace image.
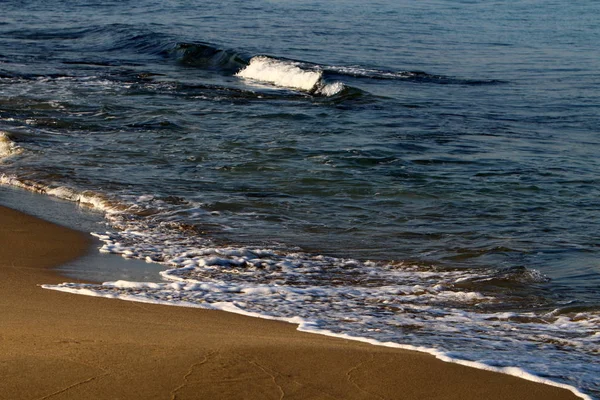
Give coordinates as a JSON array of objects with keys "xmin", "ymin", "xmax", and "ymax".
[
  {"xmin": 456, "ymin": 266, "xmax": 552, "ymax": 287},
  {"xmin": 170, "ymin": 42, "xmax": 500, "ymax": 89},
  {"xmin": 169, "ymin": 42, "xmax": 500, "ymax": 88},
  {"xmin": 168, "ymin": 42, "xmax": 492, "ymax": 94},
  {"xmin": 236, "ymin": 56, "xmax": 345, "ymax": 96}
]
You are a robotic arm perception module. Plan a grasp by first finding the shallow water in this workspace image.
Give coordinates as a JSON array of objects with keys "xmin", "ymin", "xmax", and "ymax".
[{"xmin": 1, "ymin": 0, "xmax": 599, "ymax": 397}]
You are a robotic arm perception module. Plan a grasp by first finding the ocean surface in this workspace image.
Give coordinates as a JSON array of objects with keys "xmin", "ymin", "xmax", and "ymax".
[{"xmin": 1, "ymin": 0, "xmax": 599, "ymax": 397}]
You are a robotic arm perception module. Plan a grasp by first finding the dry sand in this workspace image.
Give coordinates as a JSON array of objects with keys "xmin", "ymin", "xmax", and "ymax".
[{"xmin": 0, "ymin": 204, "xmax": 579, "ymax": 400}]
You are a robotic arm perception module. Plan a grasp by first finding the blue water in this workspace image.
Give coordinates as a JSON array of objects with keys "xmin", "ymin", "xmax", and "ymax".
[{"xmin": 1, "ymin": 1, "xmax": 599, "ymax": 397}]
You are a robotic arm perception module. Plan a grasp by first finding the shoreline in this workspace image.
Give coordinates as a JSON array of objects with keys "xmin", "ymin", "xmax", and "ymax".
[{"xmin": 0, "ymin": 204, "xmax": 582, "ymax": 400}]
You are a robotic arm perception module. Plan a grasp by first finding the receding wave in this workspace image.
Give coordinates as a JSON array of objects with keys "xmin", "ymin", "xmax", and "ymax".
[{"xmin": 1, "ymin": 166, "xmax": 597, "ymax": 400}]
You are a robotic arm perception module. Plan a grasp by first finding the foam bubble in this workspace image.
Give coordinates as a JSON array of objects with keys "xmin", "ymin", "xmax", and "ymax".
[{"xmin": 315, "ymin": 81, "xmax": 345, "ymax": 96}]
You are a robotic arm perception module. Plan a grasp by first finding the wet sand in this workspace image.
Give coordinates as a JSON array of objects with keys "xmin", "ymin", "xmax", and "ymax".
[{"xmin": 0, "ymin": 204, "xmax": 579, "ymax": 400}]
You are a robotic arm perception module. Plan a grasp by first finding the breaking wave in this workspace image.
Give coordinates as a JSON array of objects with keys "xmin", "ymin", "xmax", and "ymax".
[
  {"xmin": 236, "ymin": 56, "xmax": 345, "ymax": 96},
  {"xmin": 0, "ymin": 132, "xmax": 22, "ymax": 160},
  {"xmin": 169, "ymin": 42, "xmax": 494, "ymax": 96}
]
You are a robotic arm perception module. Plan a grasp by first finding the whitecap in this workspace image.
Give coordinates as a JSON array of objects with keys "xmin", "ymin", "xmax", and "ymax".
[{"xmin": 236, "ymin": 56, "xmax": 344, "ymax": 96}]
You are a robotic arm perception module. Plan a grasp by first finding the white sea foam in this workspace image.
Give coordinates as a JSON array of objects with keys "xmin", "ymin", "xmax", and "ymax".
[
  {"xmin": 37, "ymin": 211, "xmax": 598, "ymax": 399},
  {"xmin": 0, "ymin": 132, "xmax": 22, "ymax": 160},
  {"xmin": 315, "ymin": 81, "xmax": 345, "ymax": 96},
  {"xmin": 236, "ymin": 56, "xmax": 344, "ymax": 96},
  {"xmin": 236, "ymin": 56, "xmax": 321, "ymax": 91}
]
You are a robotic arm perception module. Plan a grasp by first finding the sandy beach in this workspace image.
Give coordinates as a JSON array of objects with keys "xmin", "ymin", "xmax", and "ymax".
[{"xmin": 0, "ymin": 204, "xmax": 580, "ymax": 400}]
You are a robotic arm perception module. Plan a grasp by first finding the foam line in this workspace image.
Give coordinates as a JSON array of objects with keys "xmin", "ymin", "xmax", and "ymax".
[{"xmin": 0, "ymin": 174, "xmax": 121, "ymax": 213}]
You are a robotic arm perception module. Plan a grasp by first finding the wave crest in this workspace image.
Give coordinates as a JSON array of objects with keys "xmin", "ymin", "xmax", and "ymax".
[
  {"xmin": 236, "ymin": 56, "xmax": 344, "ymax": 96},
  {"xmin": 173, "ymin": 42, "xmax": 247, "ymax": 73}
]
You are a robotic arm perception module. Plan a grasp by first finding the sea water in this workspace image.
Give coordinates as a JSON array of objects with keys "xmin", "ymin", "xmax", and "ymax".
[{"xmin": 1, "ymin": 1, "xmax": 599, "ymax": 397}]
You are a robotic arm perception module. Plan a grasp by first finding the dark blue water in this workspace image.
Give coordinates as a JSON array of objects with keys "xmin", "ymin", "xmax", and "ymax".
[{"xmin": 1, "ymin": 1, "xmax": 599, "ymax": 397}]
